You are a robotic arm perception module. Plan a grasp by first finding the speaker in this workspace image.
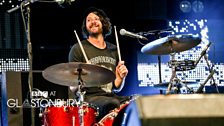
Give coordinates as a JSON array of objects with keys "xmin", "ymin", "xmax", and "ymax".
[
  {"xmin": 1, "ymin": 71, "xmax": 69, "ymax": 126},
  {"xmin": 124, "ymin": 94, "xmax": 224, "ymax": 126}
]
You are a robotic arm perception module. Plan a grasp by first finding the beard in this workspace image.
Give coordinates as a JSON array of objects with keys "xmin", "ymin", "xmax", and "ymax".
[
  {"xmin": 88, "ymin": 28, "xmax": 103, "ymax": 38},
  {"xmin": 87, "ymin": 25, "xmax": 103, "ymax": 37},
  {"xmin": 89, "ymin": 32, "xmax": 101, "ymax": 37}
]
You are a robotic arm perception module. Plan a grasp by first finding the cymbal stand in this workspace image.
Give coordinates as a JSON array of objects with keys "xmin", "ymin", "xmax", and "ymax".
[
  {"xmin": 155, "ymin": 30, "xmax": 171, "ymax": 83},
  {"xmin": 166, "ymin": 53, "xmax": 194, "ymax": 94},
  {"xmin": 195, "ymin": 69, "xmax": 215, "ymax": 93},
  {"xmin": 76, "ymin": 68, "xmax": 86, "ymax": 126},
  {"xmin": 138, "ymin": 29, "xmax": 172, "ymax": 88},
  {"xmin": 194, "ymin": 41, "xmax": 219, "ymax": 93},
  {"xmin": 203, "ymin": 54, "xmax": 219, "ymax": 93},
  {"xmin": 154, "ymin": 30, "xmax": 173, "ymax": 93}
]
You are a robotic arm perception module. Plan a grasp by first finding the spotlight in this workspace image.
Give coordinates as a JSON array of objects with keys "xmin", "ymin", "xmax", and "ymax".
[
  {"xmin": 179, "ymin": 0, "xmax": 192, "ymax": 13},
  {"xmin": 192, "ymin": 0, "xmax": 204, "ymax": 13}
]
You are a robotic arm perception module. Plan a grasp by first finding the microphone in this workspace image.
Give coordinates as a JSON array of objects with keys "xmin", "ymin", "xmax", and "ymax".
[
  {"xmin": 120, "ymin": 29, "xmax": 148, "ymax": 40},
  {"xmin": 194, "ymin": 42, "xmax": 211, "ymax": 66}
]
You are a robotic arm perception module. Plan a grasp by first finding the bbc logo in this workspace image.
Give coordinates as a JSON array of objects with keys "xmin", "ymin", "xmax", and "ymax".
[{"xmin": 31, "ymin": 91, "xmax": 48, "ymax": 98}]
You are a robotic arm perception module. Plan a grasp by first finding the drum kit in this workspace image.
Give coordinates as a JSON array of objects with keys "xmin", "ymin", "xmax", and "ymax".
[
  {"xmin": 42, "ymin": 62, "xmax": 117, "ymax": 126},
  {"xmin": 41, "ymin": 33, "xmax": 207, "ymax": 125}
]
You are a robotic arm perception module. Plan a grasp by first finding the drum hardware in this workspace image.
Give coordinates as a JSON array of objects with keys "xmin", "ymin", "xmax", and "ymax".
[
  {"xmin": 168, "ymin": 59, "xmax": 195, "ymax": 71},
  {"xmin": 141, "ymin": 29, "xmax": 174, "ymax": 84},
  {"xmin": 141, "ymin": 34, "xmax": 201, "ymax": 55},
  {"xmin": 76, "ymin": 67, "xmax": 86, "ymax": 126},
  {"xmin": 95, "ymin": 107, "xmax": 100, "ymax": 117},
  {"xmin": 194, "ymin": 42, "xmax": 211, "ymax": 67},
  {"xmin": 42, "ymin": 62, "xmax": 115, "ymax": 87},
  {"xmin": 72, "ymin": 66, "xmax": 102, "ymax": 126},
  {"xmin": 63, "ymin": 106, "xmax": 70, "ymax": 112},
  {"xmin": 203, "ymin": 54, "xmax": 219, "ymax": 93},
  {"xmin": 193, "ymin": 41, "xmax": 219, "ymax": 93},
  {"xmin": 42, "ymin": 62, "xmax": 111, "ymax": 126},
  {"xmin": 42, "ymin": 103, "xmax": 97, "ymax": 126},
  {"xmin": 195, "ymin": 69, "xmax": 215, "ymax": 93},
  {"xmin": 141, "ymin": 34, "xmax": 201, "ymax": 94},
  {"xmin": 73, "ymin": 116, "xmax": 76, "ymax": 126},
  {"xmin": 166, "ymin": 53, "xmax": 195, "ymax": 94},
  {"xmin": 39, "ymin": 102, "xmax": 47, "ymax": 118},
  {"xmin": 153, "ymin": 81, "xmax": 196, "ymax": 92}
]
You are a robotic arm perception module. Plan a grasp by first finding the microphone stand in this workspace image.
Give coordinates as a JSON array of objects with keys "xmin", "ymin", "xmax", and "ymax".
[
  {"xmin": 27, "ymin": 6, "xmax": 35, "ymax": 126},
  {"xmin": 8, "ymin": 1, "xmax": 35, "ymax": 125},
  {"xmin": 7, "ymin": 0, "xmax": 38, "ymax": 13}
]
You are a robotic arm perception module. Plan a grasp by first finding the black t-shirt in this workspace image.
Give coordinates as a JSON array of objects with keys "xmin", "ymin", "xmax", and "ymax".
[{"xmin": 68, "ymin": 40, "xmax": 118, "ymax": 94}]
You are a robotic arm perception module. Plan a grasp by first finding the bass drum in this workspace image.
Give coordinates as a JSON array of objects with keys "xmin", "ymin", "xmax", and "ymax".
[
  {"xmin": 95, "ymin": 101, "xmax": 130, "ymax": 126},
  {"xmin": 42, "ymin": 102, "xmax": 98, "ymax": 126}
]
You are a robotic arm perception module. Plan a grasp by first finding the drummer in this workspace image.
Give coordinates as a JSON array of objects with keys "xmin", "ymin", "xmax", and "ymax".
[{"xmin": 68, "ymin": 7, "xmax": 130, "ymax": 121}]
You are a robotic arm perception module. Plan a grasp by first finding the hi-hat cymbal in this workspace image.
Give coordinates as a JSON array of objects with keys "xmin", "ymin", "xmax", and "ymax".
[
  {"xmin": 42, "ymin": 62, "xmax": 115, "ymax": 87},
  {"xmin": 141, "ymin": 34, "xmax": 201, "ymax": 55}
]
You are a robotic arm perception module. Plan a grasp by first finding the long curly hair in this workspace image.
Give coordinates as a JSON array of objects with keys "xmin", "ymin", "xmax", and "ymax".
[{"xmin": 81, "ymin": 7, "xmax": 112, "ymax": 38}]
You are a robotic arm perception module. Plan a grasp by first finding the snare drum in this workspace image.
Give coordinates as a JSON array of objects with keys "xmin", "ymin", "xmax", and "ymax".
[
  {"xmin": 42, "ymin": 102, "xmax": 98, "ymax": 126},
  {"xmin": 95, "ymin": 101, "xmax": 130, "ymax": 126}
]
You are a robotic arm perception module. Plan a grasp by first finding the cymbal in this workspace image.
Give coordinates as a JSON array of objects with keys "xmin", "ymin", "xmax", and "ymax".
[
  {"xmin": 141, "ymin": 34, "xmax": 201, "ymax": 55},
  {"xmin": 42, "ymin": 62, "xmax": 116, "ymax": 87}
]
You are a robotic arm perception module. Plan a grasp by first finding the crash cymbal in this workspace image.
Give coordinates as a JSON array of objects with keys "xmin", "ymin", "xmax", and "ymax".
[
  {"xmin": 141, "ymin": 34, "xmax": 201, "ymax": 55},
  {"xmin": 42, "ymin": 62, "xmax": 115, "ymax": 87}
]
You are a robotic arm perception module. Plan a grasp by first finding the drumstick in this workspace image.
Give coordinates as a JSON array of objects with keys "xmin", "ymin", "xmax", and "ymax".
[
  {"xmin": 74, "ymin": 30, "xmax": 90, "ymax": 64},
  {"xmin": 114, "ymin": 26, "xmax": 121, "ymax": 62}
]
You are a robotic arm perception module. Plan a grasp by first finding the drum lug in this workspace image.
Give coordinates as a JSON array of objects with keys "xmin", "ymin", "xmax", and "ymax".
[
  {"xmin": 83, "ymin": 107, "xmax": 89, "ymax": 114},
  {"xmin": 111, "ymin": 112, "xmax": 118, "ymax": 118},
  {"xmin": 63, "ymin": 106, "xmax": 69, "ymax": 112},
  {"xmin": 95, "ymin": 107, "xmax": 99, "ymax": 117}
]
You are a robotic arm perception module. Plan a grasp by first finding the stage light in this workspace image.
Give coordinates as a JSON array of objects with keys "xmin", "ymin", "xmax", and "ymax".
[
  {"xmin": 179, "ymin": 0, "xmax": 192, "ymax": 13},
  {"xmin": 192, "ymin": 0, "xmax": 204, "ymax": 13}
]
